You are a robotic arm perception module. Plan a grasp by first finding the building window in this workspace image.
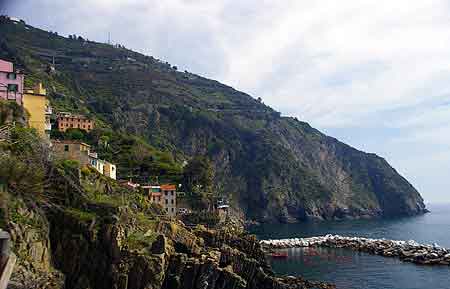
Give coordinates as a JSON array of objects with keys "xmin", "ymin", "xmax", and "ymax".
[
  {"xmin": 164, "ymin": 191, "xmax": 168, "ymax": 196},
  {"xmin": 64, "ymin": 145, "xmax": 69, "ymax": 151},
  {"xmin": 165, "ymin": 199, "xmax": 168, "ymax": 204},
  {"xmin": 7, "ymin": 73, "xmax": 16, "ymax": 80},
  {"xmin": 171, "ymin": 208, "xmax": 174, "ymax": 212},
  {"xmin": 171, "ymin": 191, "xmax": 174, "ymax": 196},
  {"xmin": 7, "ymin": 84, "xmax": 18, "ymax": 92},
  {"xmin": 171, "ymin": 199, "xmax": 174, "ymax": 204}
]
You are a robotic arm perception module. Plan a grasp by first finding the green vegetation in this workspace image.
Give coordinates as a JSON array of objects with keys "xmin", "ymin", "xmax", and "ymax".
[
  {"xmin": 182, "ymin": 211, "xmax": 221, "ymax": 227},
  {"xmin": 0, "ymin": 16, "xmax": 426, "ymax": 222},
  {"xmin": 64, "ymin": 207, "xmax": 96, "ymax": 223},
  {"xmin": 125, "ymin": 231, "xmax": 158, "ymax": 251}
]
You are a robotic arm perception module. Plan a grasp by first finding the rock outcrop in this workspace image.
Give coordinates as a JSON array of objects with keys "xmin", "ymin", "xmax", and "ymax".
[
  {"xmin": 2, "ymin": 198, "xmax": 64, "ymax": 289},
  {"xmin": 1, "ymin": 181, "xmax": 335, "ymax": 289}
]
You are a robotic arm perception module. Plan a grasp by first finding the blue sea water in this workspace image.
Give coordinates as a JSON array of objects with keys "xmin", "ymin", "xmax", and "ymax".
[{"xmin": 251, "ymin": 204, "xmax": 450, "ymax": 289}]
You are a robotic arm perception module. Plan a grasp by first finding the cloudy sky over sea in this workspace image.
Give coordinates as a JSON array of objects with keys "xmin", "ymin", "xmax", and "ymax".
[{"xmin": 3, "ymin": 0, "xmax": 450, "ymax": 203}]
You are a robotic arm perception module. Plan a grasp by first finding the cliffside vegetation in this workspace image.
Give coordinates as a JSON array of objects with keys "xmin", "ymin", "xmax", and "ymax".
[
  {"xmin": 0, "ymin": 102, "xmax": 334, "ymax": 289},
  {"xmin": 0, "ymin": 16, "xmax": 427, "ymax": 223}
]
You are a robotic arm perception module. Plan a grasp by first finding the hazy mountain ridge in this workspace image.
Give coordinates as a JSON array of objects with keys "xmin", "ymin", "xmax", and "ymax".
[{"xmin": 0, "ymin": 16, "xmax": 427, "ymax": 222}]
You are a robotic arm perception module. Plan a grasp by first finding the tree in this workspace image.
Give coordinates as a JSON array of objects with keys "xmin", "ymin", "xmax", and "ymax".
[
  {"xmin": 64, "ymin": 128, "xmax": 86, "ymax": 141},
  {"xmin": 182, "ymin": 156, "xmax": 214, "ymax": 197}
]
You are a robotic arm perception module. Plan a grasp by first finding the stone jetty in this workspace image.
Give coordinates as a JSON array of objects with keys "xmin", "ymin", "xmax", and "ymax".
[{"xmin": 261, "ymin": 235, "xmax": 450, "ymax": 266}]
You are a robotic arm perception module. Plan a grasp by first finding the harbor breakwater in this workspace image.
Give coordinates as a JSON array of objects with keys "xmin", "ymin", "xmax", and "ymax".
[{"xmin": 261, "ymin": 235, "xmax": 450, "ymax": 266}]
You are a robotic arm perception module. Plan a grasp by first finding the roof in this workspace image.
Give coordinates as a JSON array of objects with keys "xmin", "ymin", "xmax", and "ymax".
[
  {"xmin": 51, "ymin": 140, "xmax": 91, "ymax": 147},
  {"xmin": 160, "ymin": 184, "xmax": 176, "ymax": 191},
  {"xmin": 141, "ymin": 185, "xmax": 160, "ymax": 189},
  {"xmin": 56, "ymin": 112, "xmax": 90, "ymax": 119},
  {"xmin": 0, "ymin": 59, "xmax": 13, "ymax": 73}
]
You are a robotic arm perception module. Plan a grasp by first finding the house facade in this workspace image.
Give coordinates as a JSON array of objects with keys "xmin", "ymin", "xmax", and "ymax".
[
  {"xmin": 142, "ymin": 185, "xmax": 164, "ymax": 206},
  {"xmin": 56, "ymin": 112, "xmax": 94, "ymax": 132},
  {"xmin": 51, "ymin": 140, "xmax": 91, "ymax": 166},
  {"xmin": 142, "ymin": 184, "xmax": 177, "ymax": 216},
  {"xmin": 160, "ymin": 184, "xmax": 177, "ymax": 216},
  {"xmin": 0, "ymin": 59, "xmax": 24, "ymax": 105},
  {"xmin": 103, "ymin": 162, "xmax": 116, "ymax": 180},
  {"xmin": 52, "ymin": 140, "xmax": 116, "ymax": 179},
  {"xmin": 23, "ymin": 83, "xmax": 52, "ymax": 137}
]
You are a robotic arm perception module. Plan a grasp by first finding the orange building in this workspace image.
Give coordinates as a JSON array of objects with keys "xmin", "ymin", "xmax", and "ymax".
[
  {"xmin": 142, "ymin": 184, "xmax": 177, "ymax": 216},
  {"xmin": 56, "ymin": 112, "xmax": 94, "ymax": 132}
]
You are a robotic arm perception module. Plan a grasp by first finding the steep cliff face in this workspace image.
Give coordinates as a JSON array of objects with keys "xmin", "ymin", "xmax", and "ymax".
[
  {"xmin": 0, "ymin": 17, "xmax": 427, "ymax": 222},
  {"xmin": 1, "ymin": 176, "xmax": 334, "ymax": 289}
]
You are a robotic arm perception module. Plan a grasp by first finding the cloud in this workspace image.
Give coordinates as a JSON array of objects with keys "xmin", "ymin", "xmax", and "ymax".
[{"xmin": 4, "ymin": 0, "xmax": 450, "ymax": 202}]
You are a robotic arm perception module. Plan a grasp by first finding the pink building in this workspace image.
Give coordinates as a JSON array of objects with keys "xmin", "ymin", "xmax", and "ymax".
[{"xmin": 0, "ymin": 59, "xmax": 24, "ymax": 105}]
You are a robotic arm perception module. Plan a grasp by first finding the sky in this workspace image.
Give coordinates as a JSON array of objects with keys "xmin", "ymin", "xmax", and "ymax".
[{"xmin": 2, "ymin": 0, "xmax": 450, "ymax": 203}]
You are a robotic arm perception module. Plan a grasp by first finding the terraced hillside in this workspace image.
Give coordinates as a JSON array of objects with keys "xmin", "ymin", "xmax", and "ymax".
[{"xmin": 0, "ymin": 16, "xmax": 427, "ymax": 222}]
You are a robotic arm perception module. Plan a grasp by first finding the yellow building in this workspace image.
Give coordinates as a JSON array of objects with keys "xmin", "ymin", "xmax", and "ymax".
[
  {"xmin": 103, "ymin": 162, "xmax": 117, "ymax": 180},
  {"xmin": 23, "ymin": 83, "xmax": 52, "ymax": 137}
]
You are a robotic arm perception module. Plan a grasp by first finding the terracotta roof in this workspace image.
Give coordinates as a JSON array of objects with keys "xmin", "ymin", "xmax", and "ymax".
[{"xmin": 160, "ymin": 184, "xmax": 176, "ymax": 191}]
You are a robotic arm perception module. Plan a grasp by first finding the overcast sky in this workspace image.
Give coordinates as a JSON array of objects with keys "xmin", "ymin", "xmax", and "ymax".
[{"xmin": 2, "ymin": 0, "xmax": 450, "ymax": 203}]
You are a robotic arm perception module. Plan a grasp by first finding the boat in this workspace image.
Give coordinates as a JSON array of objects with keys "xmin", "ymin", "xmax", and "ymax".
[{"xmin": 270, "ymin": 252, "xmax": 288, "ymax": 258}]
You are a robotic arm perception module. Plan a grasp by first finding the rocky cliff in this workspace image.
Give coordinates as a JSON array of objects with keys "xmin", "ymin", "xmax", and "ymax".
[
  {"xmin": 0, "ymin": 160, "xmax": 334, "ymax": 289},
  {"xmin": 0, "ymin": 16, "xmax": 427, "ymax": 222}
]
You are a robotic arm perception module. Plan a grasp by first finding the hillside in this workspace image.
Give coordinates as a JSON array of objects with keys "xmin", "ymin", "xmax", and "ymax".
[{"xmin": 0, "ymin": 16, "xmax": 427, "ymax": 222}]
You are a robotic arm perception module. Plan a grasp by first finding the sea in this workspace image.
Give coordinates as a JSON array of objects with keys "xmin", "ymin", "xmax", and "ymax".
[{"xmin": 250, "ymin": 204, "xmax": 450, "ymax": 289}]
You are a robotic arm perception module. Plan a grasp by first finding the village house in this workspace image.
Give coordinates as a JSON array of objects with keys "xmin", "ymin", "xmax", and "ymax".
[
  {"xmin": 0, "ymin": 59, "xmax": 24, "ymax": 105},
  {"xmin": 52, "ymin": 140, "xmax": 91, "ymax": 165},
  {"xmin": 22, "ymin": 83, "xmax": 52, "ymax": 137},
  {"xmin": 104, "ymin": 161, "xmax": 116, "ymax": 180},
  {"xmin": 142, "ymin": 184, "xmax": 177, "ymax": 216},
  {"xmin": 56, "ymin": 112, "xmax": 94, "ymax": 132},
  {"xmin": 142, "ymin": 185, "xmax": 164, "ymax": 206},
  {"xmin": 161, "ymin": 184, "xmax": 177, "ymax": 216},
  {"xmin": 51, "ymin": 140, "xmax": 116, "ymax": 179}
]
